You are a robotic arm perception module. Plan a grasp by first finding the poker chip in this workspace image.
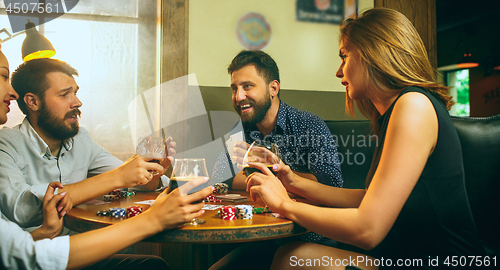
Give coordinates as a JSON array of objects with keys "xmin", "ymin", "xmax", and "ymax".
[
  {"xmin": 96, "ymin": 210, "xmax": 110, "ymax": 216},
  {"xmin": 107, "ymin": 190, "xmax": 121, "ymax": 197},
  {"xmin": 253, "ymin": 207, "xmax": 272, "ymax": 214},
  {"xmin": 120, "ymin": 190, "xmax": 128, "ymax": 198},
  {"xmin": 220, "ymin": 206, "xmax": 236, "ymax": 220},
  {"xmin": 126, "ymin": 206, "xmax": 143, "ymax": 218},
  {"xmin": 126, "ymin": 191, "xmax": 136, "ymax": 197},
  {"xmin": 235, "ymin": 205, "xmax": 253, "ymax": 219},
  {"xmin": 217, "ymin": 205, "xmax": 254, "ymax": 220},
  {"xmin": 204, "ymin": 194, "xmax": 223, "ymax": 203},
  {"xmin": 104, "ymin": 195, "xmax": 118, "ymax": 202},
  {"xmin": 213, "ymin": 183, "xmax": 229, "ymax": 194},
  {"xmin": 253, "ymin": 207, "xmax": 265, "ymax": 214},
  {"xmin": 109, "ymin": 207, "xmax": 126, "ymax": 218}
]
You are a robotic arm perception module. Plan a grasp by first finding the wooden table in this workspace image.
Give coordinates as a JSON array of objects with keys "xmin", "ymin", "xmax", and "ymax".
[{"xmin": 65, "ymin": 190, "xmax": 308, "ymax": 269}]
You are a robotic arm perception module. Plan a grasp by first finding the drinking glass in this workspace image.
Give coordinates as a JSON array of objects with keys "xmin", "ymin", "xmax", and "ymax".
[
  {"xmin": 242, "ymin": 140, "xmax": 280, "ymax": 176},
  {"xmin": 136, "ymin": 136, "xmax": 166, "ymax": 175},
  {"xmin": 170, "ymin": 158, "xmax": 209, "ymax": 225}
]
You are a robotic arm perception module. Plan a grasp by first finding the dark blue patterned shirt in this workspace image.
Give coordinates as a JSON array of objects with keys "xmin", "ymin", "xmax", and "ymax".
[{"xmin": 212, "ymin": 101, "xmax": 343, "ymax": 188}]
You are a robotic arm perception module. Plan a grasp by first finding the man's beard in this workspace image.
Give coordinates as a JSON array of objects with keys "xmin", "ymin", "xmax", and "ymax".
[
  {"xmin": 38, "ymin": 103, "xmax": 81, "ymax": 141},
  {"xmin": 234, "ymin": 91, "xmax": 272, "ymax": 126}
]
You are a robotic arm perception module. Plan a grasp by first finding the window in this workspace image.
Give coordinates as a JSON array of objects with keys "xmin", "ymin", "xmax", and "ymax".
[
  {"xmin": 447, "ymin": 69, "xmax": 470, "ymax": 117},
  {"xmin": 1, "ymin": 0, "xmax": 159, "ymax": 160}
]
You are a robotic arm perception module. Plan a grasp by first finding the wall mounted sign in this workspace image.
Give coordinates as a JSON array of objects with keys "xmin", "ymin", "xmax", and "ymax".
[
  {"xmin": 236, "ymin": 12, "xmax": 271, "ymax": 50},
  {"xmin": 296, "ymin": 0, "xmax": 345, "ymax": 24}
]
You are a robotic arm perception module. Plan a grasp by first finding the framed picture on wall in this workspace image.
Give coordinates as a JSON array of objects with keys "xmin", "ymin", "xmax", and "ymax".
[{"xmin": 296, "ymin": 0, "xmax": 358, "ymax": 24}]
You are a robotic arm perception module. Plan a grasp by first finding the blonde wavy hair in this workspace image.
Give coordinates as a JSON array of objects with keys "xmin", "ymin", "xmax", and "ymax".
[{"xmin": 340, "ymin": 8, "xmax": 453, "ymax": 133}]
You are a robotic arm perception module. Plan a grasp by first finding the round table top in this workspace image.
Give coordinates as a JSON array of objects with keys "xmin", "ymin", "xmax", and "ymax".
[{"xmin": 64, "ymin": 190, "xmax": 307, "ymax": 244}]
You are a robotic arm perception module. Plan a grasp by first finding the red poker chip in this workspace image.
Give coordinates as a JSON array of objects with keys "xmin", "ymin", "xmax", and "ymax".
[
  {"xmin": 126, "ymin": 206, "xmax": 143, "ymax": 218},
  {"xmin": 220, "ymin": 206, "xmax": 237, "ymax": 220}
]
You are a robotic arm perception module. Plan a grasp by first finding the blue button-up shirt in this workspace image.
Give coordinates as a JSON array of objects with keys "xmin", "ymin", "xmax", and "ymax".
[
  {"xmin": 212, "ymin": 101, "xmax": 343, "ymax": 188},
  {"xmin": 0, "ymin": 212, "xmax": 69, "ymax": 270},
  {"xmin": 0, "ymin": 118, "xmax": 123, "ymax": 227}
]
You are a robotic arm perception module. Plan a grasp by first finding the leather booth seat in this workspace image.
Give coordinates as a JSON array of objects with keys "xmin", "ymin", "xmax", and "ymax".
[
  {"xmin": 451, "ymin": 115, "xmax": 500, "ymax": 255},
  {"xmin": 324, "ymin": 120, "xmax": 374, "ymax": 189}
]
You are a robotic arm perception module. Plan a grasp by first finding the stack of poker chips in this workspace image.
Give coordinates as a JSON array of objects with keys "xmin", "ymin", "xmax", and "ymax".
[
  {"xmin": 252, "ymin": 206, "xmax": 272, "ymax": 214},
  {"xmin": 219, "ymin": 206, "xmax": 237, "ymax": 220},
  {"xmin": 109, "ymin": 207, "xmax": 126, "ymax": 218},
  {"xmin": 235, "ymin": 205, "xmax": 253, "ymax": 219},
  {"xmin": 96, "ymin": 210, "xmax": 110, "ymax": 216},
  {"xmin": 218, "ymin": 205, "xmax": 254, "ymax": 220},
  {"xmin": 204, "ymin": 194, "xmax": 223, "ymax": 203},
  {"xmin": 104, "ymin": 194, "xmax": 119, "ymax": 202},
  {"xmin": 96, "ymin": 206, "xmax": 143, "ymax": 218},
  {"xmin": 213, "ymin": 183, "xmax": 229, "ymax": 194},
  {"xmin": 126, "ymin": 206, "xmax": 143, "ymax": 218},
  {"xmin": 104, "ymin": 190, "xmax": 135, "ymax": 201},
  {"xmin": 109, "ymin": 190, "xmax": 121, "ymax": 196}
]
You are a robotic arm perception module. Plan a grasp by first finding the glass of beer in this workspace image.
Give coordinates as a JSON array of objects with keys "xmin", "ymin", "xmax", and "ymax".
[
  {"xmin": 136, "ymin": 136, "xmax": 166, "ymax": 176},
  {"xmin": 170, "ymin": 158, "xmax": 209, "ymax": 225},
  {"xmin": 242, "ymin": 140, "xmax": 280, "ymax": 176}
]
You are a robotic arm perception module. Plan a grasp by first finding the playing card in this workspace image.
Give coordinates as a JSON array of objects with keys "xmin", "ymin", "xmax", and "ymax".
[{"xmin": 225, "ymin": 131, "xmax": 244, "ymax": 163}]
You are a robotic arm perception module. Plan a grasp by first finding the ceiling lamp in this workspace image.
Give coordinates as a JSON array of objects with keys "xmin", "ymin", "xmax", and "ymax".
[
  {"xmin": 457, "ymin": 53, "xmax": 479, "ymax": 69},
  {"xmin": 21, "ymin": 20, "xmax": 56, "ymax": 62}
]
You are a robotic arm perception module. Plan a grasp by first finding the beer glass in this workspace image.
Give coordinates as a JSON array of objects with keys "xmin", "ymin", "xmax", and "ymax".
[
  {"xmin": 136, "ymin": 136, "xmax": 166, "ymax": 176},
  {"xmin": 170, "ymin": 158, "xmax": 209, "ymax": 225},
  {"xmin": 242, "ymin": 140, "xmax": 280, "ymax": 176}
]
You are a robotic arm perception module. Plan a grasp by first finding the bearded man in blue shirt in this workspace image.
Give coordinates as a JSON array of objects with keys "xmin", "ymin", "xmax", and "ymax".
[{"xmin": 212, "ymin": 50, "xmax": 343, "ymax": 192}]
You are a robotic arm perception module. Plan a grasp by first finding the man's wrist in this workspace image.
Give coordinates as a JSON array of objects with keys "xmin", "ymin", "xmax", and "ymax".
[{"xmin": 30, "ymin": 226, "xmax": 51, "ymax": 241}]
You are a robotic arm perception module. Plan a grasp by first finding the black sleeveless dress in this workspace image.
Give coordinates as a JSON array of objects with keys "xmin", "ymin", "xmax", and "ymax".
[{"xmin": 365, "ymin": 87, "xmax": 486, "ymax": 269}]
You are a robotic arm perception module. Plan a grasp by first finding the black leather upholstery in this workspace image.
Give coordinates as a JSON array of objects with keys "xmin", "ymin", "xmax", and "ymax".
[
  {"xmin": 324, "ymin": 120, "xmax": 375, "ymax": 189},
  {"xmin": 451, "ymin": 114, "xmax": 500, "ymax": 254}
]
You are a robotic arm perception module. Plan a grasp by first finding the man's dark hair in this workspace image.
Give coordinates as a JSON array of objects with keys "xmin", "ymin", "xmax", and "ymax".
[
  {"xmin": 11, "ymin": 58, "xmax": 78, "ymax": 115},
  {"xmin": 228, "ymin": 50, "xmax": 280, "ymax": 85}
]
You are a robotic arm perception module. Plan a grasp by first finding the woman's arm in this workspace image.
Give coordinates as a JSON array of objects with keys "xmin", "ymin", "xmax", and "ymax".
[
  {"xmin": 66, "ymin": 179, "xmax": 212, "ymax": 269},
  {"xmin": 252, "ymin": 163, "xmax": 365, "ymax": 208},
  {"xmin": 248, "ymin": 92, "xmax": 438, "ymax": 249},
  {"xmin": 33, "ymin": 179, "xmax": 212, "ymax": 270}
]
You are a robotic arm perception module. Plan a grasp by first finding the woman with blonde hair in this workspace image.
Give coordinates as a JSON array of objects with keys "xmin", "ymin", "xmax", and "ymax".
[{"xmin": 245, "ymin": 8, "xmax": 486, "ymax": 269}]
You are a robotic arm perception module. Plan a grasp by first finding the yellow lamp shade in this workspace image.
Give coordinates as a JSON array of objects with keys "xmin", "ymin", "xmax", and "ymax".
[
  {"xmin": 21, "ymin": 21, "xmax": 56, "ymax": 62},
  {"xmin": 23, "ymin": 50, "xmax": 56, "ymax": 62}
]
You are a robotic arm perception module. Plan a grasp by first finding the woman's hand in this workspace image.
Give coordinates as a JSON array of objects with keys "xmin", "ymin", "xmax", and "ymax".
[
  {"xmin": 245, "ymin": 162, "xmax": 294, "ymax": 213},
  {"xmin": 147, "ymin": 177, "xmax": 213, "ymax": 230},
  {"xmin": 271, "ymin": 162, "xmax": 299, "ymax": 191},
  {"xmin": 31, "ymin": 182, "xmax": 71, "ymax": 240}
]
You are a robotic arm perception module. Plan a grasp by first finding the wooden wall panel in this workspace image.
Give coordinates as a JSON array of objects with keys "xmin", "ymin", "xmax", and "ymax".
[
  {"xmin": 161, "ymin": 0, "xmax": 189, "ymax": 82},
  {"xmin": 157, "ymin": 2, "xmax": 192, "ymax": 269},
  {"xmin": 374, "ymin": 0, "xmax": 437, "ymax": 70}
]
